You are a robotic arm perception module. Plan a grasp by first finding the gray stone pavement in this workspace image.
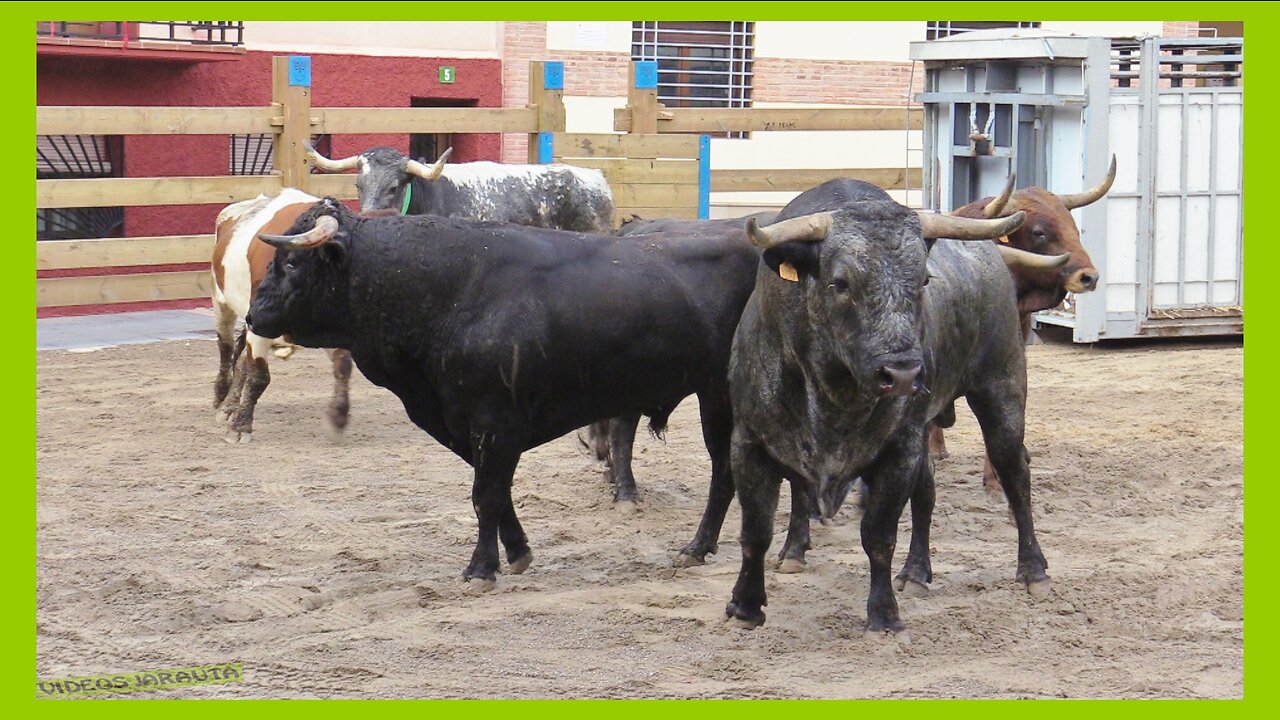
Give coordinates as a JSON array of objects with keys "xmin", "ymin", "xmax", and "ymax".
[{"xmin": 37, "ymin": 307, "xmax": 218, "ymax": 351}]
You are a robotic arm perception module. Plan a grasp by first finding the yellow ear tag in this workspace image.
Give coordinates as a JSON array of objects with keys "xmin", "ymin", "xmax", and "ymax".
[
  {"xmin": 998, "ymin": 235, "xmax": 1010, "ymax": 244},
  {"xmin": 779, "ymin": 262, "xmax": 799, "ymax": 282}
]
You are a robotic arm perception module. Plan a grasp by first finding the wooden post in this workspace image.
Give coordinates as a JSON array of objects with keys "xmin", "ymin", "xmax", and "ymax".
[
  {"xmin": 627, "ymin": 61, "xmax": 660, "ymax": 135},
  {"xmin": 272, "ymin": 55, "xmax": 313, "ymax": 191},
  {"xmin": 528, "ymin": 60, "xmax": 565, "ymax": 163}
]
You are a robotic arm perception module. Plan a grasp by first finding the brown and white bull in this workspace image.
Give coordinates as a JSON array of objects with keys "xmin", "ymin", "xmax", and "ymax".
[
  {"xmin": 929, "ymin": 157, "xmax": 1116, "ymax": 487},
  {"xmin": 211, "ymin": 188, "xmax": 353, "ymax": 444}
]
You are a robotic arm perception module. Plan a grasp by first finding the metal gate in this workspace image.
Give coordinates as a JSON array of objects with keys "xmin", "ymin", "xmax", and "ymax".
[{"xmin": 1101, "ymin": 36, "xmax": 1243, "ymax": 337}]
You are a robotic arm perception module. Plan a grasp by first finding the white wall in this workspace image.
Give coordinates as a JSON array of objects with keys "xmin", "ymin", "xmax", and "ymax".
[
  {"xmin": 245, "ymin": 21, "xmax": 501, "ymax": 58},
  {"xmin": 545, "ymin": 22, "xmax": 632, "ymax": 53},
  {"xmin": 755, "ymin": 22, "xmax": 922, "ymax": 62}
]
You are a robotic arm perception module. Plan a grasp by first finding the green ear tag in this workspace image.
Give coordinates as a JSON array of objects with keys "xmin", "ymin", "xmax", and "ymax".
[{"xmin": 400, "ymin": 184, "xmax": 413, "ymax": 215}]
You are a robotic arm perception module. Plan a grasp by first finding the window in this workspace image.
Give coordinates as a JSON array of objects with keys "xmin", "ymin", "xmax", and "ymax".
[
  {"xmin": 230, "ymin": 133, "xmax": 331, "ymax": 175},
  {"xmin": 632, "ymin": 21, "xmax": 754, "ymax": 136},
  {"xmin": 409, "ymin": 97, "xmax": 477, "ymax": 165},
  {"xmin": 926, "ymin": 21, "xmax": 1041, "ymax": 40},
  {"xmin": 36, "ymin": 135, "xmax": 124, "ymax": 240}
]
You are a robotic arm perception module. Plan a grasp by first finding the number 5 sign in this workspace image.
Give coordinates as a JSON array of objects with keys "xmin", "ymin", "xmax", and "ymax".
[{"xmin": 438, "ymin": 66, "xmax": 456, "ymax": 84}]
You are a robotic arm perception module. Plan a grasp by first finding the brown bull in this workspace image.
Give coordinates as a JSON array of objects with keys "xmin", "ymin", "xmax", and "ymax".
[
  {"xmin": 930, "ymin": 157, "xmax": 1116, "ymax": 487},
  {"xmin": 211, "ymin": 188, "xmax": 354, "ymax": 444}
]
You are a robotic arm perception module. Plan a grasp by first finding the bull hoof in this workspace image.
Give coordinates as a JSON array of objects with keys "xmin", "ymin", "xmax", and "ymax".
[
  {"xmin": 864, "ymin": 628, "xmax": 912, "ymax": 647},
  {"xmin": 614, "ymin": 498, "xmax": 638, "ymax": 515},
  {"xmin": 673, "ymin": 552, "xmax": 707, "ymax": 568},
  {"xmin": 725, "ymin": 603, "xmax": 765, "ymax": 628},
  {"xmin": 224, "ymin": 430, "xmax": 252, "ymax": 445},
  {"xmin": 775, "ymin": 558, "xmax": 806, "ymax": 574},
  {"xmin": 272, "ymin": 346, "xmax": 295, "ymax": 360},
  {"xmin": 507, "ymin": 551, "xmax": 533, "ymax": 575},
  {"xmin": 894, "ymin": 578, "xmax": 930, "ymax": 597},
  {"xmin": 1026, "ymin": 577, "xmax": 1052, "ymax": 600},
  {"xmin": 324, "ymin": 421, "xmax": 346, "ymax": 445},
  {"xmin": 461, "ymin": 577, "xmax": 497, "ymax": 594}
]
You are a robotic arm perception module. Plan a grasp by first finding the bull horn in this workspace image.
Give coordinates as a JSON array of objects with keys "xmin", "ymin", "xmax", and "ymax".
[
  {"xmin": 982, "ymin": 174, "xmax": 1018, "ymax": 218},
  {"xmin": 917, "ymin": 210, "xmax": 1026, "ymax": 240},
  {"xmin": 304, "ymin": 143, "xmax": 364, "ymax": 173},
  {"xmin": 405, "ymin": 146, "xmax": 453, "ymax": 180},
  {"xmin": 1056, "ymin": 155, "xmax": 1117, "ymax": 210},
  {"xmin": 258, "ymin": 214, "xmax": 340, "ymax": 249},
  {"xmin": 996, "ymin": 246, "xmax": 1071, "ymax": 270},
  {"xmin": 746, "ymin": 212, "xmax": 834, "ymax": 250}
]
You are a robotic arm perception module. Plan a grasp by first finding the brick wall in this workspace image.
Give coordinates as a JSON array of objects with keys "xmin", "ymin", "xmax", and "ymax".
[
  {"xmin": 753, "ymin": 58, "xmax": 924, "ymax": 106},
  {"xmin": 1162, "ymin": 22, "xmax": 1201, "ymax": 38}
]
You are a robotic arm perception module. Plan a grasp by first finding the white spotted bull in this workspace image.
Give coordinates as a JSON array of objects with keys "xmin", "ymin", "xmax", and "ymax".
[{"xmin": 306, "ymin": 144, "xmax": 616, "ymax": 233}]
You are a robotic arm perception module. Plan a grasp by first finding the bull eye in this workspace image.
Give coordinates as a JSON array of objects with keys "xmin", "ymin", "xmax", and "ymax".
[
  {"xmin": 284, "ymin": 256, "xmax": 300, "ymax": 272},
  {"xmin": 831, "ymin": 277, "xmax": 850, "ymax": 293}
]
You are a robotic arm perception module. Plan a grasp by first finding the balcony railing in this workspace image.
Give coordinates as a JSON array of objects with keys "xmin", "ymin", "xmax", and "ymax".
[{"xmin": 37, "ymin": 21, "xmax": 244, "ymax": 48}]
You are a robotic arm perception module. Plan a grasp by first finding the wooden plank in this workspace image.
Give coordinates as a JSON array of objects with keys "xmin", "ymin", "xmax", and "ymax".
[
  {"xmin": 273, "ymin": 57, "xmax": 311, "ymax": 191},
  {"xmin": 37, "ymin": 270, "xmax": 212, "ymax": 308},
  {"xmin": 37, "ymin": 235, "xmax": 212, "ymax": 270},
  {"xmin": 614, "ymin": 106, "xmax": 924, "ymax": 133},
  {"xmin": 611, "ymin": 183, "xmax": 699, "ymax": 209},
  {"xmin": 36, "ymin": 175, "xmax": 283, "ymax": 209},
  {"xmin": 37, "ymin": 106, "xmax": 274, "ymax": 135},
  {"xmin": 616, "ymin": 206, "xmax": 701, "ymax": 222},
  {"xmin": 710, "ymin": 167, "xmax": 923, "ymax": 193},
  {"xmin": 307, "ymin": 174, "xmax": 359, "ymax": 200},
  {"xmin": 555, "ymin": 133, "xmax": 699, "ymax": 160},
  {"xmin": 554, "ymin": 158, "xmax": 699, "ymax": 185},
  {"xmin": 314, "ymin": 107, "xmax": 539, "ymax": 135}
]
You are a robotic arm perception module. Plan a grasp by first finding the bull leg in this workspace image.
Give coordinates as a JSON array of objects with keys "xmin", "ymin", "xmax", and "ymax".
[
  {"xmin": 928, "ymin": 424, "xmax": 949, "ymax": 461},
  {"xmin": 725, "ymin": 436, "xmax": 783, "ymax": 628},
  {"xmin": 859, "ymin": 436, "xmax": 920, "ymax": 636},
  {"xmin": 213, "ymin": 301, "xmax": 238, "ymax": 409},
  {"xmin": 577, "ymin": 420, "xmax": 611, "ymax": 463},
  {"xmin": 966, "ymin": 386, "xmax": 1050, "ymax": 597},
  {"xmin": 775, "ymin": 479, "xmax": 813, "ymax": 573},
  {"xmin": 226, "ymin": 334, "xmax": 273, "ymax": 444},
  {"xmin": 675, "ymin": 388, "xmax": 735, "ymax": 566},
  {"xmin": 895, "ymin": 451, "xmax": 936, "ymax": 595},
  {"xmin": 498, "ymin": 493, "xmax": 533, "ymax": 575},
  {"xmin": 928, "ymin": 401, "xmax": 955, "ymax": 461},
  {"xmin": 218, "ymin": 328, "xmax": 249, "ymax": 421},
  {"xmin": 462, "ymin": 424, "xmax": 525, "ymax": 589},
  {"xmin": 324, "ymin": 349, "xmax": 354, "ymax": 443},
  {"xmin": 607, "ymin": 414, "xmax": 642, "ymax": 507},
  {"xmin": 982, "ymin": 456, "xmax": 1002, "ymax": 491}
]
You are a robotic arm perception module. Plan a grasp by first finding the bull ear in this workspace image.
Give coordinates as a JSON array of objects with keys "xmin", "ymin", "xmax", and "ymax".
[
  {"xmin": 319, "ymin": 236, "xmax": 347, "ymax": 268},
  {"xmin": 762, "ymin": 243, "xmax": 820, "ymax": 282}
]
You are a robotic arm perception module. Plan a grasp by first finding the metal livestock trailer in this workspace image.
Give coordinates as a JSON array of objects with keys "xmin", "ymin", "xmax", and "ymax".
[{"xmin": 910, "ymin": 31, "xmax": 1243, "ymax": 341}]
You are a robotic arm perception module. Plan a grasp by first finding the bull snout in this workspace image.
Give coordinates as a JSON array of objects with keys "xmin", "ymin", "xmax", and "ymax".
[
  {"xmin": 1064, "ymin": 267, "xmax": 1100, "ymax": 293},
  {"xmin": 876, "ymin": 358, "xmax": 924, "ymax": 397}
]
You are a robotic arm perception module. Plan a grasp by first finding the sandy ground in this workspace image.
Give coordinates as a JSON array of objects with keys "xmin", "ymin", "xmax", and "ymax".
[{"xmin": 36, "ymin": 336, "xmax": 1243, "ymax": 699}]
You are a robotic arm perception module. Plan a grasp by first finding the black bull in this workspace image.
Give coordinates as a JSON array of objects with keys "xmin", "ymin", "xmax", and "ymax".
[
  {"xmin": 724, "ymin": 180, "xmax": 1053, "ymax": 635},
  {"xmin": 245, "ymin": 201, "xmax": 760, "ymax": 586}
]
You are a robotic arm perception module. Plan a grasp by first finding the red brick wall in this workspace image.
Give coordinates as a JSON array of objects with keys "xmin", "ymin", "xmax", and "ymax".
[
  {"xmin": 1162, "ymin": 22, "xmax": 1201, "ymax": 38},
  {"xmin": 501, "ymin": 22, "xmax": 546, "ymax": 163},
  {"xmin": 753, "ymin": 58, "xmax": 924, "ymax": 106}
]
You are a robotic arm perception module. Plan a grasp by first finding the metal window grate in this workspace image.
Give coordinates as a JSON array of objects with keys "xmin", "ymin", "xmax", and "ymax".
[
  {"xmin": 37, "ymin": 135, "xmax": 125, "ymax": 240},
  {"xmin": 926, "ymin": 21, "xmax": 1041, "ymax": 41},
  {"xmin": 230, "ymin": 134, "xmax": 331, "ymax": 175},
  {"xmin": 1111, "ymin": 37, "xmax": 1242, "ymax": 89},
  {"xmin": 633, "ymin": 21, "xmax": 754, "ymax": 137}
]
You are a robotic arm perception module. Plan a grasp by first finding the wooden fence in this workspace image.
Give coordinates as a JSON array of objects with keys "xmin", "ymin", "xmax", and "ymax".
[
  {"xmin": 35, "ymin": 58, "xmax": 564, "ymax": 309},
  {"xmin": 613, "ymin": 60, "xmax": 923, "ymax": 200},
  {"xmin": 37, "ymin": 58, "xmax": 925, "ymax": 311}
]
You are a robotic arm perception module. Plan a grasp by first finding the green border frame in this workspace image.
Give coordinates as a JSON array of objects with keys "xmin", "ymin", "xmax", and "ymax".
[{"xmin": 17, "ymin": 1, "xmax": 1265, "ymax": 712}]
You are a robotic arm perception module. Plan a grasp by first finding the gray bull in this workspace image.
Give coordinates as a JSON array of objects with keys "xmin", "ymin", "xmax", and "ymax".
[
  {"xmin": 722, "ymin": 179, "xmax": 1053, "ymax": 636},
  {"xmin": 307, "ymin": 144, "xmax": 616, "ymax": 233}
]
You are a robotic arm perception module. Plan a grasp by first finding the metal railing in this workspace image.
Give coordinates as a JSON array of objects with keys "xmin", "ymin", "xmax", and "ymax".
[{"xmin": 37, "ymin": 21, "xmax": 244, "ymax": 47}]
